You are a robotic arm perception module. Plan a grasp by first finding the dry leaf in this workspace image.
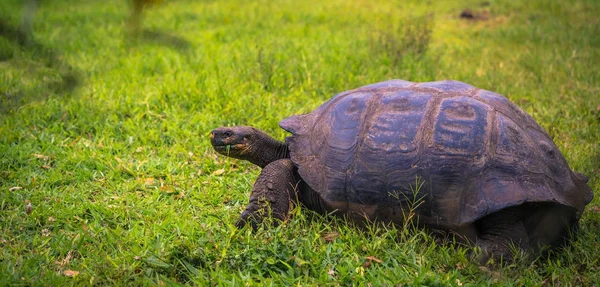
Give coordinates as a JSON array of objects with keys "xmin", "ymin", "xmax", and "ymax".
[
  {"xmin": 589, "ymin": 206, "xmax": 600, "ymax": 213},
  {"xmin": 355, "ymin": 266, "xmax": 365, "ymax": 276},
  {"xmin": 144, "ymin": 177, "xmax": 156, "ymax": 185},
  {"xmin": 63, "ymin": 270, "xmax": 79, "ymax": 277},
  {"xmin": 322, "ymin": 232, "xmax": 339, "ymax": 242},
  {"xmin": 365, "ymin": 256, "xmax": 382, "ymax": 263},
  {"xmin": 56, "ymin": 251, "xmax": 73, "ymax": 267},
  {"xmin": 479, "ymin": 266, "xmax": 502, "ymax": 280},
  {"xmin": 33, "ymin": 153, "xmax": 49, "ymax": 160},
  {"xmin": 41, "ymin": 165, "xmax": 51, "ymax": 169},
  {"xmin": 48, "ymin": 217, "xmax": 56, "ymax": 223},
  {"xmin": 25, "ymin": 200, "xmax": 32, "ymax": 214},
  {"xmin": 160, "ymin": 185, "xmax": 175, "ymax": 193},
  {"xmin": 211, "ymin": 169, "xmax": 226, "ymax": 176},
  {"xmin": 9, "ymin": 186, "xmax": 22, "ymax": 192},
  {"xmin": 362, "ymin": 261, "xmax": 371, "ymax": 268}
]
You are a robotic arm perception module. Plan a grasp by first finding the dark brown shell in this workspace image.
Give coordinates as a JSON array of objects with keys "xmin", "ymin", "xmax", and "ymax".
[{"xmin": 279, "ymin": 80, "xmax": 593, "ymax": 226}]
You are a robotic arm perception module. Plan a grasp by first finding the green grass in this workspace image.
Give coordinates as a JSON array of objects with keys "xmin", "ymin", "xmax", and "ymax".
[{"xmin": 1, "ymin": 0, "xmax": 599, "ymax": 285}]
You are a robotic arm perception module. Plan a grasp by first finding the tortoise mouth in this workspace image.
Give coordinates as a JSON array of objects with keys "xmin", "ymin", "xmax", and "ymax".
[{"xmin": 212, "ymin": 143, "xmax": 248, "ymax": 154}]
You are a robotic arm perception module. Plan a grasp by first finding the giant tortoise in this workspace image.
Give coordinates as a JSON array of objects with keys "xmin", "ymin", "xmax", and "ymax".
[{"xmin": 210, "ymin": 79, "xmax": 593, "ymax": 262}]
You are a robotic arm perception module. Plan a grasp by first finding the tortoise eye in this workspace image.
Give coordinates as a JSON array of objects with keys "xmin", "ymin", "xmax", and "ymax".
[{"xmin": 224, "ymin": 131, "xmax": 233, "ymax": 137}]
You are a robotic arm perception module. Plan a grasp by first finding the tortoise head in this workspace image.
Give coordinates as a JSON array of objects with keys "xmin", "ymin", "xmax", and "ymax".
[
  {"xmin": 210, "ymin": 126, "xmax": 290, "ymax": 167},
  {"xmin": 210, "ymin": 126, "xmax": 259, "ymax": 159}
]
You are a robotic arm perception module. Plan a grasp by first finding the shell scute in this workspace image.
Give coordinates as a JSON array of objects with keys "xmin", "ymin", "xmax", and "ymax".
[
  {"xmin": 431, "ymin": 96, "xmax": 490, "ymax": 158},
  {"xmin": 363, "ymin": 91, "xmax": 431, "ymax": 155}
]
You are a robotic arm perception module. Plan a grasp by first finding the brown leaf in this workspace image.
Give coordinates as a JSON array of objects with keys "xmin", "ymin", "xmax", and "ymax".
[
  {"xmin": 479, "ymin": 266, "xmax": 501, "ymax": 280},
  {"xmin": 33, "ymin": 153, "xmax": 49, "ymax": 160},
  {"xmin": 322, "ymin": 232, "xmax": 339, "ymax": 242},
  {"xmin": 365, "ymin": 256, "xmax": 382, "ymax": 263},
  {"xmin": 63, "ymin": 270, "xmax": 79, "ymax": 277},
  {"xmin": 160, "ymin": 185, "xmax": 175, "ymax": 192},
  {"xmin": 588, "ymin": 206, "xmax": 600, "ymax": 213},
  {"xmin": 211, "ymin": 168, "xmax": 226, "ymax": 176},
  {"xmin": 56, "ymin": 250, "xmax": 73, "ymax": 267},
  {"xmin": 328, "ymin": 268, "xmax": 335, "ymax": 276},
  {"xmin": 41, "ymin": 165, "xmax": 52, "ymax": 169},
  {"xmin": 25, "ymin": 200, "xmax": 32, "ymax": 215},
  {"xmin": 144, "ymin": 177, "xmax": 156, "ymax": 185}
]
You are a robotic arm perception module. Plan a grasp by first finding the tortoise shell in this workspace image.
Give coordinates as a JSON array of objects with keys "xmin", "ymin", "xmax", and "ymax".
[{"xmin": 279, "ymin": 80, "xmax": 593, "ymax": 227}]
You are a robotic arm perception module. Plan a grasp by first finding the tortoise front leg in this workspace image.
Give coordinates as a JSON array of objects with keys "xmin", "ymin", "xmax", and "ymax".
[{"xmin": 236, "ymin": 159, "xmax": 300, "ymax": 229}]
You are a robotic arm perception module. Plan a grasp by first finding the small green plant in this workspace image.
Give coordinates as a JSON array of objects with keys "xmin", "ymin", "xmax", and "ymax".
[{"xmin": 387, "ymin": 176, "xmax": 427, "ymax": 233}]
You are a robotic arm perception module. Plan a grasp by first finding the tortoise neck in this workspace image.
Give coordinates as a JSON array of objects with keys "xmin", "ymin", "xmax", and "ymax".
[{"xmin": 250, "ymin": 133, "xmax": 290, "ymax": 168}]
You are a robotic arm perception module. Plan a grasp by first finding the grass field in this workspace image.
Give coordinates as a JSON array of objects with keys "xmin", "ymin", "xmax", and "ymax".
[{"xmin": 1, "ymin": 0, "xmax": 599, "ymax": 285}]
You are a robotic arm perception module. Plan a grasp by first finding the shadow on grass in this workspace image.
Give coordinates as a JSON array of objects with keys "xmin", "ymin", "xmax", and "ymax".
[
  {"xmin": 0, "ymin": 18, "xmax": 81, "ymax": 113},
  {"xmin": 134, "ymin": 28, "xmax": 192, "ymax": 52}
]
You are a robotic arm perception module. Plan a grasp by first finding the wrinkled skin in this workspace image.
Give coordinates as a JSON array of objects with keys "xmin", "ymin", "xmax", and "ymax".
[
  {"xmin": 210, "ymin": 126, "xmax": 580, "ymax": 264},
  {"xmin": 210, "ymin": 126, "xmax": 289, "ymax": 168},
  {"xmin": 210, "ymin": 127, "xmax": 331, "ymax": 224}
]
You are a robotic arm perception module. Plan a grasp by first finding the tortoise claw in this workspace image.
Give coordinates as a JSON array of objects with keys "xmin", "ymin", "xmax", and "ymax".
[{"xmin": 236, "ymin": 210, "xmax": 260, "ymax": 230}]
